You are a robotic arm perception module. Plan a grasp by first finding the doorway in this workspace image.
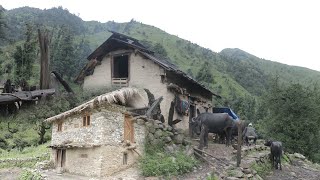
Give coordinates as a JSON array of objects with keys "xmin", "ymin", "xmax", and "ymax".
[
  {"xmin": 56, "ymin": 149, "xmax": 66, "ymax": 168},
  {"xmin": 189, "ymin": 105, "xmax": 196, "ymax": 137}
]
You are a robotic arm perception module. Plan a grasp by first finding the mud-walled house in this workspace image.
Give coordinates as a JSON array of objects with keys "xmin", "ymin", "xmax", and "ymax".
[
  {"xmin": 45, "ymin": 88, "xmax": 146, "ymax": 177},
  {"xmin": 75, "ymin": 31, "xmax": 220, "ymax": 132}
]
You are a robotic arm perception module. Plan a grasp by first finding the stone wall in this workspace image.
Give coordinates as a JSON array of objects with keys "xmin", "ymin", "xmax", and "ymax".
[
  {"xmin": 64, "ymin": 147, "xmax": 103, "ymax": 177},
  {"xmin": 51, "ymin": 107, "xmax": 124, "ymax": 146},
  {"xmin": 142, "ymin": 118, "xmax": 191, "ymax": 153},
  {"xmin": 50, "ymin": 105, "xmax": 146, "ymax": 177}
]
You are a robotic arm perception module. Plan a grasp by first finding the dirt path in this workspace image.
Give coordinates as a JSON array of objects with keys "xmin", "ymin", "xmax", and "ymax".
[
  {"xmin": 265, "ymin": 159, "xmax": 320, "ymax": 180},
  {"xmin": 0, "ymin": 167, "xmax": 22, "ymax": 180},
  {"xmin": 178, "ymin": 140, "xmax": 236, "ymax": 180}
]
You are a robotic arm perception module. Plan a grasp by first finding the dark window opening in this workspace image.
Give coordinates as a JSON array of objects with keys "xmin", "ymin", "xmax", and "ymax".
[
  {"xmin": 57, "ymin": 122, "xmax": 62, "ymax": 132},
  {"xmin": 113, "ymin": 55, "xmax": 129, "ymax": 78},
  {"xmin": 83, "ymin": 113, "xmax": 91, "ymax": 127}
]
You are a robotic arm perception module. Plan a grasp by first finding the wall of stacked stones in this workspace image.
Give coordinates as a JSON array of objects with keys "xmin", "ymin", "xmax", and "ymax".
[{"xmin": 141, "ymin": 118, "xmax": 190, "ymax": 152}]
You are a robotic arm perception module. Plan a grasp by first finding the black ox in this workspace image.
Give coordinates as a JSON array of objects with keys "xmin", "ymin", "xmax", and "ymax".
[
  {"xmin": 265, "ymin": 140, "xmax": 283, "ymax": 170},
  {"xmin": 191, "ymin": 113, "xmax": 235, "ymax": 149}
]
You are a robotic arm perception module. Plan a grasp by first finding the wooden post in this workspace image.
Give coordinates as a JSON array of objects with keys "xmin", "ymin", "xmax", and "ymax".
[
  {"xmin": 237, "ymin": 120, "xmax": 242, "ymax": 167},
  {"xmin": 38, "ymin": 29, "xmax": 50, "ymax": 90}
]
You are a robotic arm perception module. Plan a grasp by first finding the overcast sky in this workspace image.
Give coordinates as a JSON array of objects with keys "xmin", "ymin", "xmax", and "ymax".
[{"xmin": 2, "ymin": 0, "xmax": 320, "ymax": 71}]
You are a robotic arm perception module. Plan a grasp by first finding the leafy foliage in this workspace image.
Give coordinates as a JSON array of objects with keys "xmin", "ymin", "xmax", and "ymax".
[
  {"xmin": 257, "ymin": 78, "xmax": 320, "ymax": 162},
  {"xmin": 19, "ymin": 169, "xmax": 43, "ymax": 180},
  {"xmin": 13, "ymin": 24, "xmax": 37, "ymax": 85},
  {"xmin": 196, "ymin": 62, "xmax": 214, "ymax": 85},
  {"xmin": 0, "ymin": 5, "xmax": 6, "ymax": 40},
  {"xmin": 140, "ymin": 141, "xmax": 198, "ymax": 177}
]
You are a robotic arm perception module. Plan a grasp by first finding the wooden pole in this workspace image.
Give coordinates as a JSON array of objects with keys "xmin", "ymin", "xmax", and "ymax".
[{"xmin": 237, "ymin": 120, "xmax": 242, "ymax": 167}]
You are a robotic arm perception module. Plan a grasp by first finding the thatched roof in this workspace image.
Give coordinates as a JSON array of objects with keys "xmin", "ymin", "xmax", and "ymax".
[{"xmin": 45, "ymin": 87, "xmax": 141, "ymax": 123}]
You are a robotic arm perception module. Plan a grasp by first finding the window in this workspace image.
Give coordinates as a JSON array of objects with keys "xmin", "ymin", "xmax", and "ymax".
[
  {"xmin": 57, "ymin": 122, "xmax": 62, "ymax": 132},
  {"xmin": 112, "ymin": 55, "xmax": 129, "ymax": 78},
  {"xmin": 83, "ymin": 113, "xmax": 91, "ymax": 127},
  {"xmin": 112, "ymin": 54, "xmax": 129, "ymax": 87}
]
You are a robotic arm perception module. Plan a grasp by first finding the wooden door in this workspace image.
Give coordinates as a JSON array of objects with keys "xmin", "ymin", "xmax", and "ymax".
[
  {"xmin": 56, "ymin": 149, "xmax": 66, "ymax": 168},
  {"xmin": 124, "ymin": 115, "xmax": 134, "ymax": 143},
  {"xmin": 189, "ymin": 105, "xmax": 196, "ymax": 137}
]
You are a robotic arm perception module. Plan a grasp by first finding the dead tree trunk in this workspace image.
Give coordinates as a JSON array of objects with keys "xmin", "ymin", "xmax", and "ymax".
[{"xmin": 38, "ymin": 29, "xmax": 50, "ymax": 90}]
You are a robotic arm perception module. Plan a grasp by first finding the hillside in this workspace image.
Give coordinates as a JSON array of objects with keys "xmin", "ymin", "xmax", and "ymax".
[
  {"xmin": 1, "ymin": 6, "xmax": 320, "ymax": 117},
  {"xmin": 1, "ymin": 6, "xmax": 320, "ymax": 178},
  {"xmin": 2, "ymin": 7, "xmax": 320, "ymax": 98}
]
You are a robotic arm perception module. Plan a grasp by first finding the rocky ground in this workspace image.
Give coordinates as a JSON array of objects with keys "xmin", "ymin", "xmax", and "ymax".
[
  {"xmin": 1, "ymin": 139, "xmax": 320, "ymax": 180},
  {"xmin": 265, "ymin": 153, "xmax": 320, "ymax": 180}
]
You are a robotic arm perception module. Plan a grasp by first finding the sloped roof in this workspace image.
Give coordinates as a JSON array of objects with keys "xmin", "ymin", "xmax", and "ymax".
[
  {"xmin": 45, "ymin": 88, "xmax": 140, "ymax": 123},
  {"xmin": 84, "ymin": 31, "xmax": 220, "ymax": 97}
]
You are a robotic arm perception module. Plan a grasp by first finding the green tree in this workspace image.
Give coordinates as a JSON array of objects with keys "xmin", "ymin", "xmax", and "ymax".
[
  {"xmin": 51, "ymin": 26, "xmax": 76, "ymax": 79},
  {"xmin": 153, "ymin": 42, "xmax": 168, "ymax": 59},
  {"xmin": 258, "ymin": 78, "xmax": 320, "ymax": 162},
  {"xmin": 196, "ymin": 62, "xmax": 214, "ymax": 85},
  {"xmin": 13, "ymin": 24, "xmax": 37, "ymax": 85},
  {"xmin": 0, "ymin": 5, "xmax": 6, "ymax": 40},
  {"xmin": 74, "ymin": 38, "xmax": 91, "ymax": 72}
]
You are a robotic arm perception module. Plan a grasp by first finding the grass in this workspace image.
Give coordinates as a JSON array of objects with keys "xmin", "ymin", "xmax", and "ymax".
[
  {"xmin": 251, "ymin": 161, "xmax": 272, "ymax": 178},
  {"xmin": 139, "ymin": 142, "xmax": 198, "ymax": 177},
  {"xmin": 19, "ymin": 169, "xmax": 43, "ymax": 180},
  {"xmin": 0, "ymin": 142, "xmax": 50, "ymax": 160},
  {"xmin": 0, "ymin": 142, "xmax": 50, "ymax": 169}
]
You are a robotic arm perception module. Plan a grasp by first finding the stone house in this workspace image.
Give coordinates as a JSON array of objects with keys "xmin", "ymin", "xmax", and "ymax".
[
  {"xmin": 75, "ymin": 31, "xmax": 220, "ymax": 132},
  {"xmin": 45, "ymin": 88, "xmax": 146, "ymax": 177}
]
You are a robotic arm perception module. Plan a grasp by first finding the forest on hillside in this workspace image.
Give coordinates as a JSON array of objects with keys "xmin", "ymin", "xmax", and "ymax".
[{"xmin": 0, "ymin": 6, "xmax": 319, "ymax": 163}]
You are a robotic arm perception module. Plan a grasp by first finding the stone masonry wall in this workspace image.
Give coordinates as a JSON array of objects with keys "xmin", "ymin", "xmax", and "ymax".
[
  {"xmin": 65, "ymin": 147, "xmax": 103, "ymax": 177},
  {"xmin": 51, "ymin": 105, "xmax": 146, "ymax": 177},
  {"xmin": 51, "ymin": 108, "xmax": 124, "ymax": 146},
  {"xmin": 141, "ymin": 118, "xmax": 192, "ymax": 154}
]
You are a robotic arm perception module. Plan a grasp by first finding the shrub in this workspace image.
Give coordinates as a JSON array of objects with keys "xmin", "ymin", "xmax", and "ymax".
[
  {"xmin": 0, "ymin": 136, "xmax": 8, "ymax": 149},
  {"xmin": 19, "ymin": 169, "xmax": 42, "ymax": 180},
  {"xmin": 140, "ymin": 150, "xmax": 198, "ymax": 177},
  {"xmin": 251, "ymin": 161, "xmax": 272, "ymax": 178}
]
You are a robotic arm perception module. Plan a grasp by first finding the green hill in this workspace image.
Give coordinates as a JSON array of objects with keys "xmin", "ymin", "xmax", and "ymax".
[{"xmin": 1, "ymin": 6, "xmax": 320, "ymax": 114}]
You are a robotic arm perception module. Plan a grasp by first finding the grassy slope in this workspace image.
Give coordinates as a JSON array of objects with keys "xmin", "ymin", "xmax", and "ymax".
[{"xmin": 82, "ymin": 21, "xmax": 252, "ymax": 99}]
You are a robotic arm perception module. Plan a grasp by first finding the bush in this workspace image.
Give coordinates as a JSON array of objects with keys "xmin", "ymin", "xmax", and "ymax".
[
  {"xmin": 251, "ymin": 161, "xmax": 272, "ymax": 178},
  {"xmin": 19, "ymin": 169, "xmax": 42, "ymax": 180},
  {"xmin": 4, "ymin": 133, "xmax": 13, "ymax": 139},
  {"xmin": 0, "ymin": 136, "xmax": 8, "ymax": 149},
  {"xmin": 13, "ymin": 138, "xmax": 30, "ymax": 152},
  {"xmin": 140, "ymin": 150, "xmax": 198, "ymax": 177}
]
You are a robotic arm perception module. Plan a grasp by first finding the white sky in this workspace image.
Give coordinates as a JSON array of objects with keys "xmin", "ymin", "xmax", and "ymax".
[{"xmin": 2, "ymin": 0, "xmax": 320, "ymax": 71}]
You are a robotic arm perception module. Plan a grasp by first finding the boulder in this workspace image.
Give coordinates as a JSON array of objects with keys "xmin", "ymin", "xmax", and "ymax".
[
  {"xmin": 154, "ymin": 120, "xmax": 162, "ymax": 124},
  {"xmin": 149, "ymin": 126, "xmax": 156, "ymax": 134},
  {"xmin": 154, "ymin": 130, "xmax": 163, "ymax": 139},
  {"xmin": 164, "ymin": 136, "xmax": 172, "ymax": 143},
  {"xmin": 225, "ymin": 177, "xmax": 239, "ymax": 180},
  {"xmin": 242, "ymin": 168, "xmax": 251, "ymax": 174},
  {"xmin": 173, "ymin": 134, "xmax": 184, "ymax": 144},
  {"xmin": 136, "ymin": 119, "xmax": 145, "ymax": 125},
  {"xmin": 147, "ymin": 133, "xmax": 155, "ymax": 142},
  {"xmin": 166, "ymin": 126, "xmax": 173, "ymax": 132},
  {"xmin": 294, "ymin": 153, "xmax": 306, "ymax": 160},
  {"xmin": 175, "ymin": 128, "xmax": 185, "ymax": 134}
]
